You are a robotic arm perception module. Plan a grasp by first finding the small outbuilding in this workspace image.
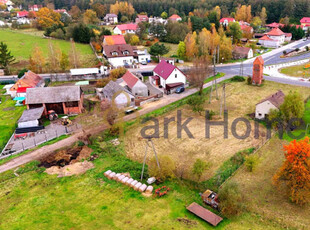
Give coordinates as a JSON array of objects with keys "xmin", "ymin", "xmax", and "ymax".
[
  {"xmin": 121, "ymin": 71, "xmax": 148, "ymax": 97},
  {"xmin": 18, "ymin": 107, "xmax": 44, "ymax": 128}
]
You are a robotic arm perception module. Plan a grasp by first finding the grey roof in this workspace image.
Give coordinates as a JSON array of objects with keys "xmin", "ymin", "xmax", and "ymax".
[
  {"xmin": 26, "ymin": 86, "xmax": 82, "ymax": 104},
  {"xmin": 18, "ymin": 107, "xmax": 44, "ymax": 123},
  {"xmin": 102, "ymin": 80, "xmax": 133, "ymax": 99},
  {"xmin": 257, "ymin": 90, "xmax": 285, "ymax": 108}
]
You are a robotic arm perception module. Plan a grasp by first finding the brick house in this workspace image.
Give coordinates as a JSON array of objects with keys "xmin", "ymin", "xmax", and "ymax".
[
  {"xmin": 252, "ymin": 56, "xmax": 264, "ymax": 85},
  {"xmin": 26, "ymin": 86, "xmax": 84, "ymax": 115}
]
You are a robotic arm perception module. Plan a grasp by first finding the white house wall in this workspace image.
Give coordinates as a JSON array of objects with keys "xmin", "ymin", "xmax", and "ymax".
[
  {"xmin": 166, "ymin": 68, "xmax": 187, "ymax": 86},
  {"xmin": 132, "ymin": 81, "xmax": 148, "ymax": 97},
  {"xmin": 108, "ymin": 56, "xmax": 134, "ymax": 67},
  {"xmin": 255, "ymin": 100, "xmax": 278, "ymax": 119}
]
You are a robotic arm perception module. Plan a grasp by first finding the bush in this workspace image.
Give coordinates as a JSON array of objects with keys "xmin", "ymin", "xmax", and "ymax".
[
  {"xmin": 283, "ymin": 50, "xmax": 287, "ymax": 55},
  {"xmin": 231, "ymin": 76, "xmax": 245, "ymax": 82},
  {"xmin": 96, "ymin": 78, "xmax": 111, "ymax": 88},
  {"xmin": 244, "ymin": 155, "xmax": 259, "ymax": 172},
  {"xmin": 18, "ymin": 68, "xmax": 28, "ymax": 78},
  {"xmin": 187, "ymin": 95, "xmax": 205, "ymax": 115},
  {"xmin": 247, "ymin": 76, "xmax": 252, "ymax": 85},
  {"xmin": 110, "ymin": 67, "xmax": 127, "ymax": 79},
  {"xmin": 218, "ymin": 181, "xmax": 244, "ymax": 217},
  {"xmin": 148, "ymin": 155, "xmax": 175, "ymax": 182},
  {"xmin": 192, "ymin": 158, "xmax": 210, "ymax": 181},
  {"xmin": 306, "ymin": 46, "xmax": 309, "ymax": 51}
]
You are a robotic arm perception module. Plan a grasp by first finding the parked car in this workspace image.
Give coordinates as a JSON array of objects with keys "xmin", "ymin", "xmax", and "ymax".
[
  {"xmin": 124, "ymin": 63, "xmax": 130, "ymax": 68},
  {"xmin": 140, "ymin": 60, "xmax": 147, "ymax": 65},
  {"xmin": 125, "ymin": 106, "xmax": 139, "ymax": 114},
  {"xmin": 175, "ymin": 86, "xmax": 185, "ymax": 94}
]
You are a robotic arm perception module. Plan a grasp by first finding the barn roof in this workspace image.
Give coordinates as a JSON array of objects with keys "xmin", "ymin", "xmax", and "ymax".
[
  {"xmin": 26, "ymin": 86, "xmax": 82, "ymax": 104},
  {"xmin": 121, "ymin": 71, "xmax": 139, "ymax": 89},
  {"xmin": 102, "ymin": 80, "xmax": 133, "ymax": 99},
  {"xmin": 18, "ymin": 107, "xmax": 44, "ymax": 123},
  {"xmin": 186, "ymin": 202, "xmax": 223, "ymax": 226},
  {"xmin": 256, "ymin": 90, "xmax": 285, "ymax": 108}
]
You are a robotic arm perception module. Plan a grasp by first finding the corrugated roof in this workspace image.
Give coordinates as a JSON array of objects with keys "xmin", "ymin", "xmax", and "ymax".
[
  {"xmin": 26, "ymin": 86, "xmax": 82, "ymax": 104},
  {"xmin": 18, "ymin": 107, "xmax": 44, "ymax": 123},
  {"xmin": 186, "ymin": 202, "xmax": 223, "ymax": 226}
]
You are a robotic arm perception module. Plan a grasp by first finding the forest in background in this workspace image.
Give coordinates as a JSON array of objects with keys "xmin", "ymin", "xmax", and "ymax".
[{"xmin": 15, "ymin": 0, "xmax": 310, "ymax": 23}]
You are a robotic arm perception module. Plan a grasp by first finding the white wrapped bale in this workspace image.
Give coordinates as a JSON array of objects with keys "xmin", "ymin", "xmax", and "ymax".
[
  {"xmin": 134, "ymin": 182, "xmax": 142, "ymax": 191},
  {"xmin": 126, "ymin": 178, "xmax": 134, "ymax": 186},
  {"xmin": 145, "ymin": 186, "xmax": 153, "ymax": 194},
  {"xmin": 130, "ymin": 180, "xmax": 138, "ymax": 188},
  {"xmin": 121, "ymin": 177, "xmax": 129, "ymax": 184},
  {"xmin": 138, "ymin": 184, "xmax": 147, "ymax": 192},
  {"xmin": 108, "ymin": 172, "xmax": 116, "ymax": 179},
  {"xmin": 104, "ymin": 170, "xmax": 112, "ymax": 177},
  {"xmin": 113, "ymin": 173, "xmax": 121, "ymax": 180},
  {"xmin": 118, "ymin": 175, "xmax": 125, "ymax": 182}
]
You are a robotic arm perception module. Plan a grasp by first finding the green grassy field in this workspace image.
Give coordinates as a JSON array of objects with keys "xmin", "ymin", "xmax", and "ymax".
[
  {"xmin": 0, "ymin": 89, "xmax": 25, "ymax": 153},
  {"xmin": 0, "ymin": 29, "xmax": 93, "ymax": 61},
  {"xmin": 280, "ymin": 64, "xmax": 310, "ymax": 78},
  {"xmin": 0, "ymin": 136, "xmax": 286, "ymax": 230},
  {"xmin": 162, "ymin": 42, "xmax": 178, "ymax": 58}
]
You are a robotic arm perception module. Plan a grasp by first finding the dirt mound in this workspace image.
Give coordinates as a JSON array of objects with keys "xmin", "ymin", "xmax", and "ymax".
[
  {"xmin": 45, "ymin": 161, "xmax": 94, "ymax": 177},
  {"xmin": 39, "ymin": 146, "xmax": 93, "ymax": 168}
]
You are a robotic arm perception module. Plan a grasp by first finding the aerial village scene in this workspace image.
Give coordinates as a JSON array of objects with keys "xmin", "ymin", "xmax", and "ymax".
[{"xmin": 0, "ymin": 0, "xmax": 310, "ymax": 229}]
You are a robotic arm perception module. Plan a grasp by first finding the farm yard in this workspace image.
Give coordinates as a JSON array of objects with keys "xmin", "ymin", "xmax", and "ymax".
[
  {"xmin": 0, "ymin": 85, "xmax": 25, "ymax": 153},
  {"xmin": 0, "ymin": 29, "xmax": 96, "ymax": 73},
  {"xmin": 123, "ymin": 81, "xmax": 310, "ymax": 182}
]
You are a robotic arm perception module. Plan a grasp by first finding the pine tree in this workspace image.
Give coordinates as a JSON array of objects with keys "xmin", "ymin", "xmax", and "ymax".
[{"xmin": 0, "ymin": 42, "xmax": 15, "ymax": 74}]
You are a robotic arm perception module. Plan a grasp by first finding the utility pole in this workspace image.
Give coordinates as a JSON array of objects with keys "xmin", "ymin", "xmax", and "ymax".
[
  {"xmin": 219, "ymin": 83, "xmax": 226, "ymax": 116},
  {"xmin": 213, "ymin": 50, "xmax": 218, "ymax": 99},
  {"xmin": 239, "ymin": 59, "xmax": 244, "ymax": 76}
]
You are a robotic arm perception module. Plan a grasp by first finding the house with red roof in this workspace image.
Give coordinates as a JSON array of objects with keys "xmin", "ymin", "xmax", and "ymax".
[
  {"xmin": 103, "ymin": 35, "xmax": 126, "ymax": 46},
  {"xmin": 219, "ymin": 17, "xmax": 235, "ymax": 26},
  {"xmin": 113, "ymin": 23, "xmax": 138, "ymax": 35},
  {"xmin": 103, "ymin": 44, "xmax": 134, "ymax": 67},
  {"xmin": 135, "ymin": 14, "xmax": 149, "ymax": 24},
  {"xmin": 28, "ymin": 4, "xmax": 42, "ymax": 11},
  {"xmin": 152, "ymin": 60, "xmax": 187, "ymax": 94},
  {"xmin": 266, "ymin": 22, "xmax": 284, "ymax": 29},
  {"xmin": 17, "ymin": 11, "xmax": 29, "ymax": 18},
  {"xmin": 120, "ymin": 71, "xmax": 148, "ymax": 97},
  {"xmin": 259, "ymin": 28, "xmax": 287, "ymax": 48},
  {"xmin": 300, "ymin": 17, "xmax": 310, "ymax": 26},
  {"xmin": 168, "ymin": 14, "xmax": 182, "ymax": 22},
  {"xmin": 16, "ymin": 87, "xmax": 32, "ymax": 98}
]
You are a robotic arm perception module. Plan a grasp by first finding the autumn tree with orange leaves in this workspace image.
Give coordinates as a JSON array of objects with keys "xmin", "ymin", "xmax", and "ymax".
[{"xmin": 273, "ymin": 137, "xmax": 310, "ymax": 205}]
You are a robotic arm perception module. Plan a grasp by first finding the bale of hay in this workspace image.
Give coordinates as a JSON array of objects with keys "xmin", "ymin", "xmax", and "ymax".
[
  {"xmin": 118, "ymin": 175, "xmax": 125, "ymax": 182},
  {"xmin": 126, "ymin": 178, "xmax": 134, "ymax": 186},
  {"xmin": 145, "ymin": 186, "xmax": 153, "ymax": 194},
  {"xmin": 104, "ymin": 170, "xmax": 112, "ymax": 177},
  {"xmin": 139, "ymin": 184, "xmax": 147, "ymax": 192},
  {"xmin": 121, "ymin": 177, "xmax": 129, "ymax": 184},
  {"xmin": 108, "ymin": 172, "xmax": 116, "ymax": 179},
  {"xmin": 130, "ymin": 180, "xmax": 138, "ymax": 188},
  {"xmin": 134, "ymin": 182, "xmax": 142, "ymax": 191},
  {"xmin": 113, "ymin": 173, "xmax": 121, "ymax": 180}
]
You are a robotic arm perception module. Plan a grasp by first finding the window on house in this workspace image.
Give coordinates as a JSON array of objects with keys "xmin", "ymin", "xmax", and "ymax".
[
  {"xmin": 175, "ymin": 74, "xmax": 177, "ymax": 78},
  {"xmin": 112, "ymin": 51, "xmax": 118, "ymax": 56},
  {"xmin": 123, "ymin": 50, "xmax": 130, "ymax": 55}
]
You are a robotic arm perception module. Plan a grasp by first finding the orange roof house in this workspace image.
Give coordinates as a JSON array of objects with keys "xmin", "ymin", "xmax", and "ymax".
[
  {"xmin": 10, "ymin": 71, "xmax": 44, "ymax": 92},
  {"xmin": 169, "ymin": 14, "xmax": 182, "ymax": 22},
  {"xmin": 103, "ymin": 35, "xmax": 126, "ymax": 45}
]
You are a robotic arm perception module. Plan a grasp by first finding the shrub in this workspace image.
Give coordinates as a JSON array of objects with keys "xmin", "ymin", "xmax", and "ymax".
[
  {"xmin": 306, "ymin": 46, "xmax": 309, "ymax": 51},
  {"xmin": 231, "ymin": 75, "xmax": 245, "ymax": 82},
  {"xmin": 218, "ymin": 181, "xmax": 244, "ymax": 217},
  {"xmin": 283, "ymin": 50, "xmax": 287, "ymax": 55},
  {"xmin": 247, "ymin": 76, "xmax": 252, "ymax": 85},
  {"xmin": 192, "ymin": 158, "xmax": 210, "ymax": 181},
  {"xmin": 244, "ymin": 155, "xmax": 259, "ymax": 172},
  {"xmin": 96, "ymin": 78, "xmax": 110, "ymax": 88},
  {"xmin": 148, "ymin": 155, "xmax": 175, "ymax": 181},
  {"xmin": 110, "ymin": 67, "xmax": 127, "ymax": 79},
  {"xmin": 18, "ymin": 68, "xmax": 28, "ymax": 78},
  {"xmin": 187, "ymin": 95, "xmax": 205, "ymax": 115}
]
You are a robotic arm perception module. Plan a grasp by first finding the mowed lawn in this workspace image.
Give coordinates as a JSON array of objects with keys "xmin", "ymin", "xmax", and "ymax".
[
  {"xmin": 0, "ymin": 86, "xmax": 25, "ymax": 152},
  {"xmin": 0, "ymin": 29, "xmax": 94, "ymax": 61},
  {"xmin": 280, "ymin": 64, "xmax": 310, "ymax": 78},
  {"xmin": 0, "ymin": 138, "xmax": 285, "ymax": 230}
]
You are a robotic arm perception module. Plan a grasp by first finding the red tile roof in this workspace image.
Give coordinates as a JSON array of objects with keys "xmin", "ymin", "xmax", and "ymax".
[
  {"xmin": 116, "ymin": 23, "xmax": 138, "ymax": 31},
  {"xmin": 259, "ymin": 35, "xmax": 274, "ymax": 41},
  {"xmin": 186, "ymin": 203, "xmax": 223, "ymax": 227},
  {"xmin": 17, "ymin": 11, "xmax": 29, "ymax": 17},
  {"xmin": 285, "ymin": 33, "xmax": 292, "ymax": 37},
  {"xmin": 266, "ymin": 28, "xmax": 285, "ymax": 36},
  {"xmin": 104, "ymin": 35, "xmax": 126, "ymax": 45},
  {"xmin": 121, "ymin": 71, "xmax": 139, "ymax": 89},
  {"xmin": 153, "ymin": 60, "xmax": 177, "ymax": 80},
  {"xmin": 220, "ymin": 17, "xmax": 235, "ymax": 23},
  {"xmin": 266, "ymin": 22, "xmax": 284, "ymax": 28},
  {"xmin": 137, "ymin": 14, "xmax": 148, "ymax": 20},
  {"xmin": 300, "ymin": 17, "xmax": 310, "ymax": 23},
  {"xmin": 169, "ymin": 14, "xmax": 181, "ymax": 20}
]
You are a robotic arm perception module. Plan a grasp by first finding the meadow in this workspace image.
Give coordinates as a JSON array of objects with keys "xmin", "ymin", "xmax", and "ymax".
[
  {"xmin": 0, "ymin": 29, "xmax": 96, "ymax": 73},
  {"xmin": 0, "ymin": 86, "xmax": 25, "ymax": 153},
  {"xmin": 280, "ymin": 64, "xmax": 310, "ymax": 78}
]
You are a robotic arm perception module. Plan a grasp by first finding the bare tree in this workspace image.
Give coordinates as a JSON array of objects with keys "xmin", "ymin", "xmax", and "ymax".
[{"xmin": 188, "ymin": 57, "xmax": 212, "ymax": 95}]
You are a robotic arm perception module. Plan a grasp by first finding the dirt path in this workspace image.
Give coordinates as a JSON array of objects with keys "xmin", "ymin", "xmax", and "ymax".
[{"xmin": 0, "ymin": 76, "xmax": 232, "ymax": 174}]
